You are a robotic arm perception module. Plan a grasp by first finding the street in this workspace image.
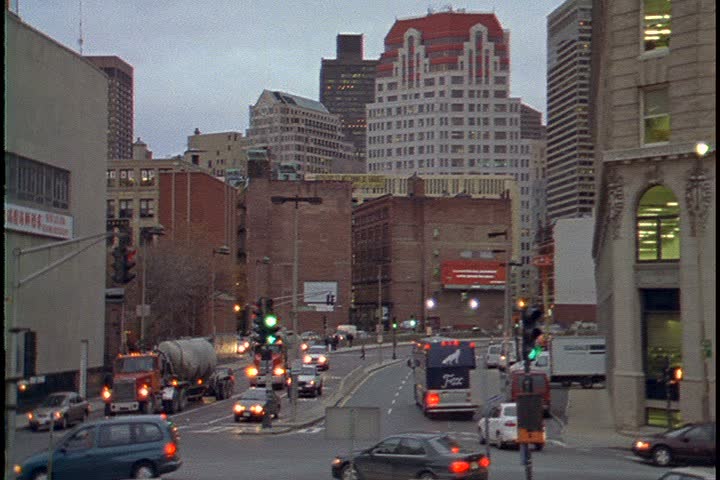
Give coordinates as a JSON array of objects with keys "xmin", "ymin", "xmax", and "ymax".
[{"xmin": 12, "ymin": 341, "xmax": 676, "ymax": 479}]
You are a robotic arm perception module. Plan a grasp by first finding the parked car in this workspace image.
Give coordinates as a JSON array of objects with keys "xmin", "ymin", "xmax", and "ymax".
[
  {"xmin": 297, "ymin": 365, "xmax": 323, "ymax": 397},
  {"xmin": 233, "ymin": 388, "xmax": 281, "ymax": 422},
  {"xmin": 477, "ymin": 402, "xmax": 545, "ymax": 450},
  {"xmin": 14, "ymin": 414, "xmax": 181, "ymax": 480},
  {"xmin": 632, "ymin": 422, "xmax": 716, "ymax": 467},
  {"xmin": 656, "ymin": 467, "xmax": 716, "ymax": 480},
  {"xmin": 27, "ymin": 392, "xmax": 89, "ymax": 431},
  {"xmin": 331, "ymin": 433, "xmax": 490, "ymax": 480},
  {"xmin": 304, "ymin": 344, "xmax": 330, "ymax": 371}
]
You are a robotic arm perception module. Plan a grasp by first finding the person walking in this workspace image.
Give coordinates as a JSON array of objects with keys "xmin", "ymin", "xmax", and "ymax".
[
  {"xmin": 324, "ymin": 335, "xmax": 331, "ymax": 353},
  {"xmin": 346, "ymin": 332, "xmax": 354, "ymax": 348},
  {"xmin": 331, "ymin": 334, "xmax": 339, "ymax": 351},
  {"xmin": 360, "ymin": 344, "xmax": 366, "ymax": 360}
]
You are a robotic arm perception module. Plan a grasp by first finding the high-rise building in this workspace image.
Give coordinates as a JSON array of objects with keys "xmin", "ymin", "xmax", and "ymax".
[
  {"xmin": 546, "ymin": 0, "xmax": 593, "ymax": 221},
  {"xmin": 85, "ymin": 55, "xmax": 134, "ymax": 159},
  {"xmin": 246, "ymin": 89, "xmax": 353, "ymax": 174},
  {"xmin": 592, "ymin": 0, "xmax": 715, "ymax": 428},
  {"xmin": 366, "ymin": 9, "xmax": 545, "ymax": 296},
  {"xmin": 320, "ymin": 34, "xmax": 378, "ymax": 163}
]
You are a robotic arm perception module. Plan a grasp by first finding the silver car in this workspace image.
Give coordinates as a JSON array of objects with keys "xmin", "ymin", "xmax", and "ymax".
[{"xmin": 27, "ymin": 391, "xmax": 89, "ymax": 431}]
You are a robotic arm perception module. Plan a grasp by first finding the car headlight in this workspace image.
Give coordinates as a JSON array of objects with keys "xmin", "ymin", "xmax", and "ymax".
[
  {"xmin": 332, "ymin": 457, "xmax": 342, "ymax": 466},
  {"xmin": 635, "ymin": 440, "xmax": 651, "ymax": 450},
  {"xmin": 102, "ymin": 387, "xmax": 112, "ymax": 400},
  {"xmin": 318, "ymin": 356, "xmax": 327, "ymax": 363},
  {"xmin": 138, "ymin": 385, "xmax": 150, "ymax": 397},
  {"xmin": 27, "ymin": 412, "xmax": 34, "ymax": 420},
  {"xmin": 309, "ymin": 380, "xmax": 315, "ymax": 385},
  {"xmin": 234, "ymin": 404, "xmax": 245, "ymax": 413},
  {"xmin": 13, "ymin": 465, "xmax": 22, "ymax": 475},
  {"xmin": 54, "ymin": 411, "xmax": 62, "ymax": 419},
  {"xmin": 303, "ymin": 355, "xmax": 312, "ymax": 363}
]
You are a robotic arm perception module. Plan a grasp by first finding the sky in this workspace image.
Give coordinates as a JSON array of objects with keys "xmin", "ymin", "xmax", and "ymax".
[{"xmin": 17, "ymin": 0, "xmax": 563, "ymax": 158}]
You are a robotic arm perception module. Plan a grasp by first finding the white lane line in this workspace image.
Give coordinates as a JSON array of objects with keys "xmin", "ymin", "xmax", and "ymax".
[
  {"xmin": 391, "ymin": 399, "xmax": 396, "ymax": 405},
  {"xmin": 546, "ymin": 439, "xmax": 567, "ymax": 447},
  {"xmin": 206, "ymin": 414, "xmax": 234, "ymax": 425},
  {"xmin": 387, "ymin": 408, "xmax": 392, "ymax": 415},
  {"xmin": 394, "ymin": 392, "xmax": 400, "ymax": 397}
]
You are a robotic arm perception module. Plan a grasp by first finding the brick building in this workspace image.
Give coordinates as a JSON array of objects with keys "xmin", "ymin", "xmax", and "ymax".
[
  {"xmin": 239, "ymin": 175, "xmax": 353, "ymax": 335},
  {"xmin": 157, "ymin": 169, "xmax": 239, "ymax": 337},
  {"xmin": 352, "ymin": 176, "xmax": 513, "ymax": 332}
]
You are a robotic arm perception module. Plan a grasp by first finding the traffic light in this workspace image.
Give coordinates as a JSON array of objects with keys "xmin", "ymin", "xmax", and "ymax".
[
  {"xmin": 121, "ymin": 247, "xmax": 137, "ymax": 284},
  {"xmin": 111, "ymin": 246, "xmax": 124, "ymax": 283},
  {"xmin": 263, "ymin": 298, "xmax": 280, "ymax": 345},
  {"xmin": 251, "ymin": 299, "xmax": 265, "ymax": 345},
  {"xmin": 522, "ymin": 306, "xmax": 544, "ymax": 361}
]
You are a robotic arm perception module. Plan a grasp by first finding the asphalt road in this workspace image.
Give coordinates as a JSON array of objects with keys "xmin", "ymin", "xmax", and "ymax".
[{"xmin": 11, "ymin": 341, "xmax": 675, "ymax": 479}]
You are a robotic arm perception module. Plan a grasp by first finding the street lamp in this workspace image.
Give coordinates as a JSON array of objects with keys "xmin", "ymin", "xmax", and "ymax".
[
  {"xmin": 210, "ymin": 245, "xmax": 230, "ymax": 337},
  {"xmin": 270, "ymin": 195, "xmax": 323, "ymax": 335},
  {"xmin": 425, "ymin": 298, "xmax": 436, "ymax": 310},
  {"xmin": 469, "ymin": 298, "xmax": 480, "ymax": 310},
  {"xmin": 140, "ymin": 225, "xmax": 165, "ymax": 349}
]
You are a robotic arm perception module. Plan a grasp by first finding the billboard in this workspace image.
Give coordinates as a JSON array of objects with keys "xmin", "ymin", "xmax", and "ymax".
[
  {"xmin": 303, "ymin": 281, "xmax": 338, "ymax": 311},
  {"xmin": 441, "ymin": 260, "xmax": 506, "ymax": 290}
]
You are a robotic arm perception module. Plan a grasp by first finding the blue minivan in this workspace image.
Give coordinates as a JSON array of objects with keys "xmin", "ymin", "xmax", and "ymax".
[{"xmin": 14, "ymin": 415, "xmax": 181, "ymax": 480}]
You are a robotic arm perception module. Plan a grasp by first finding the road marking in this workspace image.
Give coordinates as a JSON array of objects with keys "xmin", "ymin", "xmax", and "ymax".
[
  {"xmin": 391, "ymin": 399, "xmax": 396, "ymax": 405},
  {"xmin": 206, "ymin": 414, "xmax": 233, "ymax": 425},
  {"xmin": 387, "ymin": 408, "xmax": 392, "ymax": 415},
  {"xmin": 394, "ymin": 392, "xmax": 400, "ymax": 397},
  {"xmin": 546, "ymin": 439, "xmax": 567, "ymax": 447}
]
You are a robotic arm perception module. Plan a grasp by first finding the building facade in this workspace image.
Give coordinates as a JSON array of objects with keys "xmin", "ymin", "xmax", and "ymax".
[
  {"xmin": 239, "ymin": 172, "xmax": 353, "ymax": 335},
  {"xmin": 365, "ymin": 10, "xmax": 545, "ymax": 300},
  {"xmin": 546, "ymin": 0, "xmax": 594, "ymax": 221},
  {"xmin": 352, "ymin": 176, "xmax": 513, "ymax": 332},
  {"xmin": 320, "ymin": 34, "xmax": 379, "ymax": 163},
  {"xmin": 552, "ymin": 217, "xmax": 596, "ymax": 325},
  {"xmin": 246, "ymin": 89, "xmax": 353, "ymax": 174},
  {"xmin": 85, "ymin": 55, "xmax": 134, "ymax": 160},
  {"xmin": 6, "ymin": 10, "xmax": 108, "ymax": 401},
  {"xmin": 184, "ymin": 128, "xmax": 251, "ymax": 181},
  {"xmin": 592, "ymin": 0, "xmax": 715, "ymax": 428}
]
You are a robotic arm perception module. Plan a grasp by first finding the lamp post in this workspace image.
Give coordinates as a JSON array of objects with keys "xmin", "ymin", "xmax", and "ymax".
[
  {"xmin": 140, "ymin": 225, "xmax": 164, "ymax": 348},
  {"xmin": 210, "ymin": 246, "xmax": 230, "ymax": 337},
  {"xmin": 270, "ymin": 195, "xmax": 323, "ymax": 334}
]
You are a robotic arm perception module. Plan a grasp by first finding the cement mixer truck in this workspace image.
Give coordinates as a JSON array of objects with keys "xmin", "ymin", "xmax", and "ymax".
[{"xmin": 103, "ymin": 337, "xmax": 235, "ymax": 415}]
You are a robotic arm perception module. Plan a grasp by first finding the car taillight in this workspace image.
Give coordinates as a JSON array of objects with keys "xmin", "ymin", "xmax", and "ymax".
[
  {"xmin": 449, "ymin": 461, "xmax": 470, "ymax": 473},
  {"xmin": 426, "ymin": 392, "xmax": 440, "ymax": 406},
  {"xmin": 504, "ymin": 421, "xmax": 516, "ymax": 427},
  {"xmin": 479, "ymin": 457, "xmax": 490, "ymax": 468},
  {"xmin": 164, "ymin": 442, "xmax": 177, "ymax": 458}
]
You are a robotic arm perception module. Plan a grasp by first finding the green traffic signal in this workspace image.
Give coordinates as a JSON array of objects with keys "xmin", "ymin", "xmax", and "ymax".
[
  {"xmin": 263, "ymin": 314, "xmax": 278, "ymax": 328},
  {"xmin": 528, "ymin": 345, "xmax": 542, "ymax": 361},
  {"xmin": 409, "ymin": 319, "xmax": 417, "ymax": 328},
  {"xmin": 267, "ymin": 334, "xmax": 277, "ymax": 345}
]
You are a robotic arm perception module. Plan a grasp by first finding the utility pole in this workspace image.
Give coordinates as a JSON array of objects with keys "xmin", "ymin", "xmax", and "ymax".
[
  {"xmin": 270, "ymin": 195, "xmax": 323, "ymax": 334},
  {"xmin": 377, "ymin": 264, "xmax": 383, "ymax": 364}
]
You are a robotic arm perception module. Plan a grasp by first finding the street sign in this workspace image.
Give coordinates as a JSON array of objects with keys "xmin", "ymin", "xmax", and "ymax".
[
  {"xmin": 136, "ymin": 304, "xmax": 150, "ymax": 317},
  {"xmin": 325, "ymin": 407, "xmax": 380, "ymax": 441}
]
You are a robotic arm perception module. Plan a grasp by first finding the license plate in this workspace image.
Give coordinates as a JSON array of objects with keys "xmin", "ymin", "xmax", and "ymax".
[
  {"xmin": 243, "ymin": 412, "xmax": 251, "ymax": 417},
  {"xmin": 471, "ymin": 461, "xmax": 478, "ymax": 470}
]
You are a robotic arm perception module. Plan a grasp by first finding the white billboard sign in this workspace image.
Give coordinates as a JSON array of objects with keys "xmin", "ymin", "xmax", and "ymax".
[
  {"xmin": 304, "ymin": 281, "xmax": 338, "ymax": 307},
  {"xmin": 5, "ymin": 203, "xmax": 73, "ymax": 239}
]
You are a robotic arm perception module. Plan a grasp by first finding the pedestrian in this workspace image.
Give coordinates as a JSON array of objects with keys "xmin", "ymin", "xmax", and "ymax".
[
  {"xmin": 324, "ymin": 336, "xmax": 331, "ymax": 353},
  {"xmin": 360, "ymin": 344, "xmax": 366, "ymax": 360},
  {"xmin": 346, "ymin": 332, "xmax": 354, "ymax": 348},
  {"xmin": 332, "ymin": 335, "xmax": 339, "ymax": 351}
]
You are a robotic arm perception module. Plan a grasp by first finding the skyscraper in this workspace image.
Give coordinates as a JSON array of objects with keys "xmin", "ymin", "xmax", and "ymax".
[
  {"xmin": 546, "ymin": 0, "xmax": 593, "ymax": 221},
  {"xmin": 85, "ymin": 55, "xmax": 134, "ymax": 159},
  {"xmin": 320, "ymin": 34, "xmax": 378, "ymax": 162},
  {"xmin": 366, "ymin": 9, "xmax": 545, "ymax": 294}
]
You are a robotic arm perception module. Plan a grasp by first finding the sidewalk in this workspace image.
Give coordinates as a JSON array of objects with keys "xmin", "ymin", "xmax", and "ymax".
[{"xmin": 560, "ymin": 387, "xmax": 666, "ymax": 449}]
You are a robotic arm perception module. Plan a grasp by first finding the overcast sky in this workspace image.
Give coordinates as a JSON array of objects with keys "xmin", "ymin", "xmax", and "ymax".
[{"xmin": 18, "ymin": 1, "xmax": 562, "ymax": 157}]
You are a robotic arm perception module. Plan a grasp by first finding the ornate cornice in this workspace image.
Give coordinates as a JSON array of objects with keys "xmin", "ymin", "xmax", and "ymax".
[
  {"xmin": 605, "ymin": 166, "xmax": 625, "ymax": 240},
  {"xmin": 685, "ymin": 162, "xmax": 713, "ymax": 237},
  {"xmin": 603, "ymin": 142, "xmax": 716, "ymax": 164}
]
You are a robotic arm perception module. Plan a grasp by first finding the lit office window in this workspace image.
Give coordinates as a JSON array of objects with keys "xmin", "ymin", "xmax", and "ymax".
[
  {"xmin": 637, "ymin": 185, "xmax": 680, "ymax": 261},
  {"xmin": 643, "ymin": 0, "xmax": 671, "ymax": 52},
  {"xmin": 642, "ymin": 87, "xmax": 670, "ymax": 144}
]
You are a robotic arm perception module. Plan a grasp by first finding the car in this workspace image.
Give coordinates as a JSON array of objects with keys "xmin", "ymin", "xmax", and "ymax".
[
  {"xmin": 27, "ymin": 392, "xmax": 89, "ymax": 431},
  {"xmin": 297, "ymin": 365, "xmax": 323, "ymax": 397},
  {"xmin": 304, "ymin": 345, "xmax": 330, "ymax": 371},
  {"xmin": 632, "ymin": 422, "xmax": 716, "ymax": 467},
  {"xmin": 213, "ymin": 367, "xmax": 236, "ymax": 399},
  {"xmin": 485, "ymin": 344, "xmax": 502, "ymax": 368},
  {"xmin": 477, "ymin": 402, "xmax": 545, "ymax": 450},
  {"xmin": 14, "ymin": 414, "xmax": 181, "ymax": 480},
  {"xmin": 331, "ymin": 432, "xmax": 490, "ymax": 480},
  {"xmin": 233, "ymin": 388, "xmax": 280, "ymax": 422},
  {"xmin": 656, "ymin": 467, "xmax": 717, "ymax": 480},
  {"xmin": 236, "ymin": 337, "xmax": 251, "ymax": 355},
  {"xmin": 300, "ymin": 331, "xmax": 321, "ymax": 343}
]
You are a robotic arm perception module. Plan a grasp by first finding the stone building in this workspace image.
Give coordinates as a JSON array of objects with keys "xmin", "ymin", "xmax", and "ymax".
[{"xmin": 592, "ymin": 0, "xmax": 715, "ymax": 427}]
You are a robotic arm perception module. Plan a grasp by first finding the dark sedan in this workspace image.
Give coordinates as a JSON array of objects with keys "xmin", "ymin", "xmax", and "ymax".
[
  {"xmin": 233, "ymin": 388, "xmax": 280, "ymax": 422},
  {"xmin": 332, "ymin": 433, "xmax": 490, "ymax": 480},
  {"xmin": 632, "ymin": 422, "xmax": 716, "ymax": 467}
]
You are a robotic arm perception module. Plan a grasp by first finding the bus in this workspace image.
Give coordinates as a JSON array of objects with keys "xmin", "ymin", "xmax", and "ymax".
[{"xmin": 408, "ymin": 337, "xmax": 478, "ymax": 418}]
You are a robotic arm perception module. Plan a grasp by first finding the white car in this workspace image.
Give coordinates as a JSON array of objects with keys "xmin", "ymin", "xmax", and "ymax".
[
  {"xmin": 303, "ymin": 345, "xmax": 329, "ymax": 371},
  {"xmin": 485, "ymin": 344, "xmax": 502, "ymax": 368},
  {"xmin": 478, "ymin": 402, "xmax": 545, "ymax": 450}
]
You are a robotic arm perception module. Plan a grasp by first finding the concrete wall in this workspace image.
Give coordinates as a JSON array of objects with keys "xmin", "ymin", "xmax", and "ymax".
[
  {"xmin": 554, "ymin": 217, "xmax": 597, "ymax": 305},
  {"xmin": 5, "ymin": 11, "xmax": 108, "ymax": 375}
]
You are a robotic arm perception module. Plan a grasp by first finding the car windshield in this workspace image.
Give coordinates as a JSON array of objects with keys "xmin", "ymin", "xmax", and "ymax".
[
  {"xmin": 309, "ymin": 346, "xmax": 326, "ymax": 354},
  {"xmin": 301, "ymin": 367, "xmax": 317, "ymax": 375},
  {"xmin": 115, "ymin": 356, "xmax": 155, "ymax": 373},
  {"xmin": 503, "ymin": 406, "xmax": 517, "ymax": 417},
  {"xmin": 41, "ymin": 395, "xmax": 67, "ymax": 407},
  {"xmin": 241, "ymin": 390, "xmax": 267, "ymax": 401},
  {"xmin": 664, "ymin": 425, "xmax": 694, "ymax": 438},
  {"xmin": 488, "ymin": 346, "xmax": 501, "ymax": 354}
]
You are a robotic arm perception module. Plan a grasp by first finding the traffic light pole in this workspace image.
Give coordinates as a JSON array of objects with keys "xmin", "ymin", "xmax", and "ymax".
[{"xmin": 521, "ymin": 306, "xmax": 533, "ymax": 480}]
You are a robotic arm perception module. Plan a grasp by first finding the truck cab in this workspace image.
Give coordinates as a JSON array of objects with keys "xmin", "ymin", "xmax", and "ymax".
[{"xmin": 104, "ymin": 352, "xmax": 164, "ymax": 415}]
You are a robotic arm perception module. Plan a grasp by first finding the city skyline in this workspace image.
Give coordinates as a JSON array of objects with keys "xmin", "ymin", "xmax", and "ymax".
[{"xmin": 17, "ymin": 1, "xmax": 562, "ymax": 157}]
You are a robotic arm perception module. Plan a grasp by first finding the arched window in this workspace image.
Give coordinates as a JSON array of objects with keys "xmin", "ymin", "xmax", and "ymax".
[{"xmin": 636, "ymin": 186, "xmax": 680, "ymax": 261}]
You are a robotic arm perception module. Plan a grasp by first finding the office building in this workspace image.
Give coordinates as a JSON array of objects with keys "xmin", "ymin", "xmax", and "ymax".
[
  {"xmin": 184, "ymin": 128, "xmax": 251, "ymax": 182},
  {"xmin": 592, "ymin": 0, "xmax": 715, "ymax": 427},
  {"xmin": 320, "ymin": 34, "xmax": 379, "ymax": 163},
  {"xmin": 85, "ymin": 55, "xmax": 134, "ymax": 159},
  {"xmin": 546, "ymin": 0, "xmax": 594, "ymax": 221}
]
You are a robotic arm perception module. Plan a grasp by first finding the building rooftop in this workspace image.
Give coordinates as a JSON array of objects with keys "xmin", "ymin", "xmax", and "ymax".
[{"xmin": 267, "ymin": 90, "xmax": 329, "ymax": 114}]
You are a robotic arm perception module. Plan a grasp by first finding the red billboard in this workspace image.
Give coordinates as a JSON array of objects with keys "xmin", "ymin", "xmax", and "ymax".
[{"xmin": 441, "ymin": 260, "xmax": 506, "ymax": 290}]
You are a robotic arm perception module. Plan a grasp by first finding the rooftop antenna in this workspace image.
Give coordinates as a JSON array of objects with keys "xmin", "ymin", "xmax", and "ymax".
[{"xmin": 78, "ymin": 0, "xmax": 84, "ymax": 54}]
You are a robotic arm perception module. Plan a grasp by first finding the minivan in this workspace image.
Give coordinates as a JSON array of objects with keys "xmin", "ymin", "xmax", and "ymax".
[
  {"xmin": 510, "ymin": 370, "xmax": 551, "ymax": 417},
  {"xmin": 14, "ymin": 415, "xmax": 181, "ymax": 480}
]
